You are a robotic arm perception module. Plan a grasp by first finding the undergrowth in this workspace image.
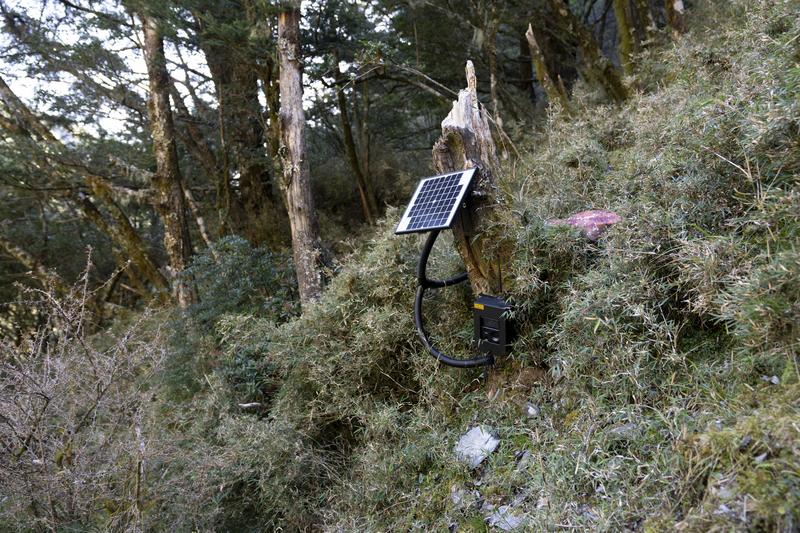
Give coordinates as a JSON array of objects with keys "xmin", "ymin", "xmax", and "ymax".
[
  {"xmin": 149, "ymin": 1, "xmax": 800, "ymax": 530},
  {"xmin": 2, "ymin": 0, "xmax": 798, "ymax": 531}
]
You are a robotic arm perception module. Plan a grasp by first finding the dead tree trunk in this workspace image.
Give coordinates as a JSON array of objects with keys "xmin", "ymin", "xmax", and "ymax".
[
  {"xmin": 333, "ymin": 50, "xmax": 378, "ymax": 225},
  {"xmin": 432, "ymin": 61, "xmax": 505, "ymax": 297},
  {"xmin": 526, "ymin": 23, "xmax": 571, "ymax": 113},
  {"xmin": 140, "ymin": 13, "xmax": 197, "ymax": 308},
  {"xmin": 278, "ymin": 5, "xmax": 324, "ymax": 308}
]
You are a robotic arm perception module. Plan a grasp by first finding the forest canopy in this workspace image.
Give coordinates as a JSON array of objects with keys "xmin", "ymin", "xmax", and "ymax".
[{"xmin": 0, "ymin": 0, "xmax": 659, "ymax": 322}]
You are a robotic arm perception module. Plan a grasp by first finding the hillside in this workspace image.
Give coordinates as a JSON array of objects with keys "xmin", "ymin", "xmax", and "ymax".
[
  {"xmin": 1, "ymin": 0, "xmax": 798, "ymax": 531},
  {"xmin": 168, "ymin": 2, "xmax": 799, "ymax": 530}
]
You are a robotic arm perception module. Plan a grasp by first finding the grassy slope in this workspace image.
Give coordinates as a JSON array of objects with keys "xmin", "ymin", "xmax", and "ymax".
[{"xmin": 165, "ymin": 1, "xmax": 799, "ymax": 531}]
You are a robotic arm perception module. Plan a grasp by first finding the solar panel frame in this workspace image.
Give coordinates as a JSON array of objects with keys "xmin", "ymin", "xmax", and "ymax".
[{"xmin": 394, "ymin": 168, "xmax": 477, "ymax": 234}]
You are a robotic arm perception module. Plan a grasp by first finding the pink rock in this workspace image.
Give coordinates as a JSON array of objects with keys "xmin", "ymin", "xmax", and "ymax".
[{"xmin": 546, "ymin": 209, "xmax": 622, "ymax": 241}]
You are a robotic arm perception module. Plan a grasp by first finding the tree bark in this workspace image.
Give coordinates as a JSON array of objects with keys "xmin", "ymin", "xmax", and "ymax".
[
  {"xmin": 258, "ymin": 57, "xmax": 282, "ymax": 161},
  {"xmin": 517, "ymin": 32, "xmax": 534, "ymax": 99},
  {"xmin": 632, "ymin": 0, "xmax": 656, "ymax": 42},
  {"xmin": 665, "ymin": 0, "xmax": 686, "ymax": 34},
  {"xmin": 140, "ymin": 13, "xmax": 196, "ymax": 308},
  {"xmin": 486, "ymin": 0, "xmax": 506, "ymax": 159},
  {"xmin": 546, "ymin": 0, "xmax": 628, "ymax": 102},
  {"xmin": 278, "ymin": 5, "xmax": 324, "ymax": 308},
  {"xmin": 613, "ymin": 0, "xmax": 635, "ymax": 75},
  {"xmin": 198, "ymin": 8, "xmax": 275, "ymax": 244},
  {"xmin": 333, "ymin": 50, "xmax": 378, "ymax": 225},
  {"xmin": 526, "ymin": 23, "xmax": 571, "ymax": 113},
  {"xmin": 431, "ymin": 61, "xmax": 504, "ymax": 296},
  {"xmin": 359, "ymin": 80, "xmax": 371, "ymax": 182}
]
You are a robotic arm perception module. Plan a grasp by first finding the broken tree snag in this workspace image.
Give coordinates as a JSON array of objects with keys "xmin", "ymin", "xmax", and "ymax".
[
  {"xmin": 432, "ymin": 61, "xmax": 504, "ymax": 297},
  {"xmin": 525, "ymin": 23, "xmax": 571, "ymax": 114}
]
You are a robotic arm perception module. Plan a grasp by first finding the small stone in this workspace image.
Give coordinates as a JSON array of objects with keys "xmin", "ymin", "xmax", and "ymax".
[
  {"xmin": 739, "ymin": 435, "xmax": 753, "ymax": 450},
  {"xmin": 525, "ymin": 403, "xmax": 540, "ymax": 418},
  {"xmin": 754, "ymin": 452, "xmax": 768, "ymax": 464},
  {"xmin": 486, "ymin": 505, "xmax": 524, "ymax": 531},
  {"xmin": 715, "ymin": 484, "xmax": 734, "ymax": 500},
  {"xmin": 581, "ymin": 508, "xmax": 599, "ymax": 522},
  {"xmin": 761, "ymin": 375, "xmax": 780, "ymax": 385},
  {"xmin": 455, "ymin": 426, "xmax": 500, "ymax": 468},
  {"xmin": 536, "ymin": 495, "xmax": 548, "ymax": 510},
  {"xmin": 714, "ymin": 503, "xmax": 732, "ymax": 516},
  {"xmin": 451, "ymin": 486, "xmax": 466, "ymax": 506}
]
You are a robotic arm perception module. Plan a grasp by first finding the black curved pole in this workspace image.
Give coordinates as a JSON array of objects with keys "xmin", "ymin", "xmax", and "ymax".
[{"xmin": 414, "ymin": 230, "xmax": 494, "ymax": 368}]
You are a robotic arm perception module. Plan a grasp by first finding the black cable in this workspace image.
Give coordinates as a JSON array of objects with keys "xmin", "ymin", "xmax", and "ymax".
[{"xmin": 414, "ymin": 230, "xmax": 494, "ymax": 368}]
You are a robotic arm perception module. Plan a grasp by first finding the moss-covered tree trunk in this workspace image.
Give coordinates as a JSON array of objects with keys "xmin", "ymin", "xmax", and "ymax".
[
  {"xmin": 278, "ymin": 5, "xmax": 324, "ymax": 308},
  {"xmin": 526, "ymin": 23, "xmax": 571, "ymax": 113},
  {"xmin": 632, "ymin": 0, "xmax": 656, "ymax": 42},
  {"xmin": 613, "ymin": 0, "xmax": 635, "ymax": 75},
  {"xmin": 0, "ymin": 233, "xmax": 69, "ymax": 295},
  {"xmin": 546, "ymin": 0, "xmax": 628, "ymax": 102},
  {"xmin": 199, "ymin": 15, "xmax": 275, "ymax": 244},
  {"xmin": 81, "ymin": 177, "xmax": 171, "ymax": 297},
  {"xmin": 0, "ymin": 75, "xmax": 171, "ymax": 299},
  {"xmin": 141, "ymin": 13, "xmax": 197, "ymax": 308},
  {"xmin": 432, "ymin": 61, "xmax": 504, "ymax": 296}
]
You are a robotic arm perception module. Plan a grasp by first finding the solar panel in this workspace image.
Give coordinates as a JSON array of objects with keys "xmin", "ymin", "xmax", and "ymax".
[{"xmin": 395, "ymin": 168, "xmax": 477, "ymax": 234}]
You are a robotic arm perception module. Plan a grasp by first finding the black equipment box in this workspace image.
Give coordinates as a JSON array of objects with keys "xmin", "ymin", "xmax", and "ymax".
[{"xmin": 473, "ymin": 294, "xmax": 514, "ymax": 357}]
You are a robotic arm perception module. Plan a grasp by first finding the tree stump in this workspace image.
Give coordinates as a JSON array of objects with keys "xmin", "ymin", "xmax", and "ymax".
[{"xmin": 432, "ymin": 61, "xmax": 504, "ymax": 296}]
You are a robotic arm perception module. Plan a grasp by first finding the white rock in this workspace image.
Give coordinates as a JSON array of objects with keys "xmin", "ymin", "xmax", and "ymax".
[
  {"xmin": 486, "ymin": 505, "xmax": 524, "ymax": 531},
  {"xmin": 455, "ymin": 426, "xmax": 500, "ymax": 468},
  {"xmin": 525, "ymin": 403, "xmax": 540, "ymax": 418},
  {"xmin": 451, "ymin": 486, "xmax": 466, "ymax": 506}
]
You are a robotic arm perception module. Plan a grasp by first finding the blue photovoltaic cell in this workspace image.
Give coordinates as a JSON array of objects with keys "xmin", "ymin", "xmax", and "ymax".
[{"xmin": 395, "ymin": 169, "xmax": 475, "ymax": 234}]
